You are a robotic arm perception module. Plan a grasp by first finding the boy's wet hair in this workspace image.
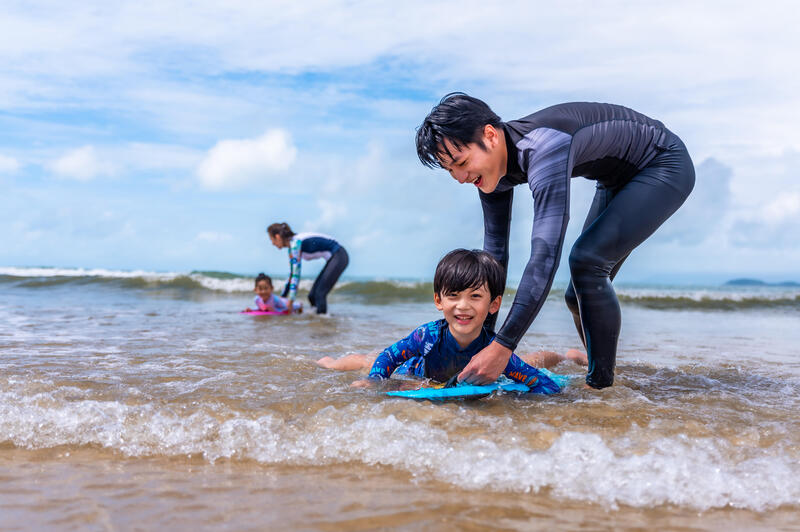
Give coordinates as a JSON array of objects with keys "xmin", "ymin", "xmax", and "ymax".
[
  {"xmin": 267, "ymin": 222, "xmax": 295, "ymax": 242},
  {"xmin": 433, "ymin": 249, "xmax": 504, "ymax": 300},
  {"xmin": 415, "ymin": 92, "xmax": 502, "ymax": 169},
  {"xmin": 254, "ymin": 272, "xmax": 273, "ymax": 288}
]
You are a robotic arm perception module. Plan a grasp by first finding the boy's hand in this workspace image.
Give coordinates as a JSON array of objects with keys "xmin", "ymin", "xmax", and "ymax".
[
  {"xmin": 458, "ymin": 341, "xmax": 512, "ymax": 385},
  {"xmin": 350, "ymin": 379, "xmax": 375, "ymax": 388}
]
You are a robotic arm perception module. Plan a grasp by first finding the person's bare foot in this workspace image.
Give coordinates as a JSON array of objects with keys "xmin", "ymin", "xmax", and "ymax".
[
  {"xmin": 565, "ymin": 349, "xmax": 588, "ymax": 366},
  {"xmin": 316, "ymin": 356, "xmax": 335, "ymax": 368}
]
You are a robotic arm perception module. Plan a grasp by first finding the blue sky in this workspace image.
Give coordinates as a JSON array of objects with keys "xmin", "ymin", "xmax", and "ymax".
[{"xmin": 2, "ymin": 1, "xmax": 799, "ymax": 283}]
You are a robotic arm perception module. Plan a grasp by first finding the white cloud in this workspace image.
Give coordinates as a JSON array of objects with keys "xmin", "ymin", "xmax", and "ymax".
[
  {"xmin": 0, "ymin": 154, "xmax": 20, "ymax": 173},
  {"xmin": 196, "ymin": 130, "xmax": 297, "ymax": 190},
  {"xmin": 310, "ymin": 199, "xmax": 348, "ymax": 227},
  {"xmin": 3, "ymin": 1, "xmax": 800, "ymax": 277},
  {"xmin": 195, "ymin": 231, "xmax": 233, "ymax": 243},
  {"xmin": 50, "ymin": 145, "xmax": 116, "ymax": 181},
  {"xmin": 654, "ymin": 158, "xmax": 733, "ymax": 245},
  {"xmin": 117, "ymin": 142, "xmax": 203, "ymax": 171},
  {"xmin": 728, "ymin": 190, "xmax": 800, "ymax": 248},
  {"xmin": 760, "ymin": 192, "xmax": 800, "ymax": 224}
]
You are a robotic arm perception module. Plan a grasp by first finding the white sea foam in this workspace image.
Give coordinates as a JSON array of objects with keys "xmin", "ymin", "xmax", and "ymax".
[
  {"xmin": 0, "ymin": 265, "xmax": 317, "ymax": 294},
  {"xmin": 1, "ymin": 393, "xmax": 797, "ymax": 512},
  {"xmin": 190, "ymin": 275, "xmax": 253, "ymax": 293},
  {"xmin": 614, "ymin": 285, "xmax": 800, "ymax": 302},
  {"xmin": 0, "ymin": 266, "xmax": 181, "ymax": 280}
]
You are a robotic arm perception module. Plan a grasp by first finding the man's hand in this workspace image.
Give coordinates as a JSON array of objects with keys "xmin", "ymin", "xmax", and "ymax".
[{"xmin": 458, "ymin": 341, "xmax": 512, "ymax": 385}]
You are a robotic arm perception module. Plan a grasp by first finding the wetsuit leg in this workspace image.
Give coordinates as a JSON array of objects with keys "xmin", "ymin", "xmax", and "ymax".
[
  {"xmin": 569, "ymin": 137, "xmax": 695, "ymax": 388},
  {"xmin": 566, "ymin": 185, "xmax": 636, "ymax": 347},
  {"xmin": 565, "ymin": 183, "xmax": 614, "ymax": 346},
  {"xmin": 308, "ymin": 248, "xmax": 349, "ymax": 314}
]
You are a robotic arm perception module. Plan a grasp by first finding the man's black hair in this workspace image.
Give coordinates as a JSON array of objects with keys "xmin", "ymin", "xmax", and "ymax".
[
  {"xmin": 415, "ymin": 92, "xmax": 502, "ymax": 169},
  {"xmin": 255, "ymin": 272, "xmax": 273, "ymax": 288},
  {"xmin": 433, "ymin": 249, "xmax": 504, "ymax": 300}
]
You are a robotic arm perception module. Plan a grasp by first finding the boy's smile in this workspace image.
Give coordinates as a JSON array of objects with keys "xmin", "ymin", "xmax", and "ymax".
[{"xmin": 434, "ymin": 282, "xmax": 501, "ymax": 349}]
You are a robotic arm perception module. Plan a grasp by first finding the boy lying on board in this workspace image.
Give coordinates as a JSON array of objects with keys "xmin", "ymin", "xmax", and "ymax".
[{"xmin": 317, "ymin": 249, "xmax": 586, "ymax": 393}]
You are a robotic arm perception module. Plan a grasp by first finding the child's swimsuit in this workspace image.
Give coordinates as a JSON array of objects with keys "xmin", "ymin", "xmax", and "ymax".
[
  {"xmin": 253, "ymin": 294, "xmax": 297, "ymax": 313},
  {"xmin": 367, "ymin": 319, "xmax": 561, "ymax": 394}
]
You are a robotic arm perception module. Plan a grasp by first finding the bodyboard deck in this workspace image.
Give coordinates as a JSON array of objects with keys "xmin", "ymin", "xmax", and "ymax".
[
  {"xmin": 386, "ymin": 380, "xmax": 531, "ymax": 401},
  {"xmin": 240, "ymin": 310, "xmax": 288, "ymax": 316},
  {"xmin": 385, "ymin": 370, "xmax": 570, "ymax": 401}
]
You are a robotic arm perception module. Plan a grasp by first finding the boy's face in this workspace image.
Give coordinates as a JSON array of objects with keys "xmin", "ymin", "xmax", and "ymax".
[
  {"xmin": 434, "ymin": 282, "xmax": 501, "ymax": 346},
  {"xmin": 255, "ymin": 280, "xmax": 273, "ymax": 300}
]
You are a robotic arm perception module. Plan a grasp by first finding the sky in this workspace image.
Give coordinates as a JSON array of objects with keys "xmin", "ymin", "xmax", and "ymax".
[{"xmin": 2, "ymin": 0, "xmax": 799, "ymax": 284}]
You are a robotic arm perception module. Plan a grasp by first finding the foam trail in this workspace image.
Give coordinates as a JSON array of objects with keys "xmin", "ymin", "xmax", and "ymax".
[{"xmin": 2, "ymin": 395, "xmax": 797, "ymax": 512}]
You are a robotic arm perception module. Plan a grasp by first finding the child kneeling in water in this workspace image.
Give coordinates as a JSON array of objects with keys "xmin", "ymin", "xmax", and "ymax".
[
  {"xmin": 317, "ymin": 249, "xmax": 586, "ymax": 392},
  {"xmin": 245, "ymin": 273, "xmax": 303, "ymax": 314}
]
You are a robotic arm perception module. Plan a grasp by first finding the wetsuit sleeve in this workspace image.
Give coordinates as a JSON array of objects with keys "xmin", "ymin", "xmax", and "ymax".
[
  {"xmin": 503, "ymin": 354, "xmax": 562, "ymax": 394},
  {"xmin": 495, "ymin": 129, "xmax": 572, "ymax": 351},
  {"xmin": 367, "ymin": 325, "xmax": 429, "ymax": 380},
  {"xmin": 479, "ymin": 187, "xmax": 514, "ymax": 332},
  {"xmin": 285, "ymin": 238, "xmax": 302, "ymax": 301}
]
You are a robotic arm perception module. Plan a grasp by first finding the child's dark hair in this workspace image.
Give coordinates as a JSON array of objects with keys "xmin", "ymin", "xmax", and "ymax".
[
  {"xmin": 254, "ymin": 272, "xmax": 273, "ymax": 288},
  {"xmin": 415, "ymin": 92, "xmax": 502, "ymax": 169},
  {"xmin": 266, "ymin": 222, "xmax": 295, "ymax": 242},
  {"xmin": 433, "ymin": 249, "xmax": 504, "ymax": 300}
]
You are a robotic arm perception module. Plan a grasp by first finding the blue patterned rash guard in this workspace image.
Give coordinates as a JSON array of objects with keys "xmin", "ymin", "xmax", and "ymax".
[{"xmin": 367, "ymin": 319, "xmax": 562, "ymax": 394}]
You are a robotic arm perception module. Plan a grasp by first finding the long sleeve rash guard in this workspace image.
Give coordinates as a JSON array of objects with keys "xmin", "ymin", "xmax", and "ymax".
[
  {"xmin": 485, "ymin": 102, "xmax": 670, "ymax": 350},
  {"xmin": 281, "ymin": 232, "xmax": 342, "ymax": 301}
]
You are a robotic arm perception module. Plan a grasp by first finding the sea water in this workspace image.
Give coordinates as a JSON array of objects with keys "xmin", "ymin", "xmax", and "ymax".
[{"xmin": 1, "ymin": 267, "xmax": 799, "ymax": 530}]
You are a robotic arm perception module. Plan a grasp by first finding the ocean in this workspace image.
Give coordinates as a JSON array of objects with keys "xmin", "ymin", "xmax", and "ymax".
[{"xmin": 1, "ymin": 267, "xmax": 799, "ymax": 530}]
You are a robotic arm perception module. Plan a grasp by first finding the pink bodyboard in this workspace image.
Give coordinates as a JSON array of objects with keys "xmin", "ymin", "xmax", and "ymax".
[{"xmin": 240, "ymin": 310, "xmax": 289, "ymax": 316}]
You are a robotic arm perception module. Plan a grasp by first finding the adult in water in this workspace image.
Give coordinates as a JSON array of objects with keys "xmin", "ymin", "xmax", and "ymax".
[
  {"xmin": 267, "ymin": 222, "xmax": 349, "ymax": 314},
  {"xmin": 415, "ymin": 94, "xmax": 695, "ymax": 388}
]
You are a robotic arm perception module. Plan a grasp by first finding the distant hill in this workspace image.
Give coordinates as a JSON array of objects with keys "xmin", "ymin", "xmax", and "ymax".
[{"xmin": 725, "ymin": 278, "xmax": 800, "ymax": 287}]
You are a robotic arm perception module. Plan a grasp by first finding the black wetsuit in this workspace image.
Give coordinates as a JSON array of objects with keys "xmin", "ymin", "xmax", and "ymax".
[{"xmin": 481, "ymin": 102, "xmax": 695, "ymax": 388}]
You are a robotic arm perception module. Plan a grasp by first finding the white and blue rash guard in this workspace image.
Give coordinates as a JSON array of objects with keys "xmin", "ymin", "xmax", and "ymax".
[
  {"xmin": 281, "ymin": 232, "xmax": 342, "ymax": 301},
  {"xmin": 484, "ymin": 102, "xmax": 673, "ymax": 351}
]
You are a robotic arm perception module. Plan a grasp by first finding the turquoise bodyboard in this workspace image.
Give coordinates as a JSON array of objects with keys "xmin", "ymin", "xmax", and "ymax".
[
  {"xmin": 537, "ymin": 368, "xmax": 571, "ymax": 389},
  {"xmin": 385, "ymin": 373, "xmax": 569, "ymax": 401}
]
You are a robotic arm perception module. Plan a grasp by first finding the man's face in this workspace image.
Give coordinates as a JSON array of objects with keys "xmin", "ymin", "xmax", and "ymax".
[{"xmin": 438, "ymin": 125, "xmax": 506, "ymax": 194}]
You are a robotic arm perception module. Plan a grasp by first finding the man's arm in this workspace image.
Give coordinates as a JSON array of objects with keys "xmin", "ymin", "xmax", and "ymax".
[
  {"xmin": 479, "ymin": 187, "xmax": 513, "ymax": 332},
  {"xmin": 494, "ymin": 128, "xmax": 572, "ymax": 351},
  {"xmin": 459, "ymin": 128, "xmax": 572, "ymax": 384}
]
